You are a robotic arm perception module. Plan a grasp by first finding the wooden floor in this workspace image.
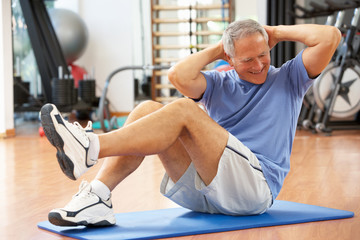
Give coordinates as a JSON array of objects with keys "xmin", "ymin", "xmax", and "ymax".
[{"xmin": 1, "ymin": 121, "xmax": 360, "ymax": 240}]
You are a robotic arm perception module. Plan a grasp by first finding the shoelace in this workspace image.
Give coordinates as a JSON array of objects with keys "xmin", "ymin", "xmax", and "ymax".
[
  {"xmin": 70, "ymin": 121, "xmax": 93, "ymax": 140},
  {"xmin": 84, "ymin": 121, "xmax": 93, "ymax": 131},
  {"xmin": 74, "ymin": 181, "xmax": 90, "ymax": 197},
  {"xmin": 65, "ymin": 181, "xmax": 93, "ymax": 208},
  {"xmin": 67, "ymin": 181, "xmax": 113, "ymax": 208}
]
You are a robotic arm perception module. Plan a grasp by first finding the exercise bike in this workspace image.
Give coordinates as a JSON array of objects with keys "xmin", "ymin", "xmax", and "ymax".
[{"xmin": 291, "ymin": 0, "xmax": 360, "ymax": 134}]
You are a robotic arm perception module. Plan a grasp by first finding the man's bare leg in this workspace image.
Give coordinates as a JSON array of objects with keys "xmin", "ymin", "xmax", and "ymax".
[
  {"xmin": 94, "ymin": 100, "xmax": 192, "ymax": 191},
  {"xmin": 98, "ymin": 98, "xmax": 228, "ymax": 185},
  {"xmin": 44, "ymin": 99, "xmax": 227, "ymax": 227}
]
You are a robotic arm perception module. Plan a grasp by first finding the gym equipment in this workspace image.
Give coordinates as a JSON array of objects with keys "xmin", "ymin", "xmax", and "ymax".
[
  {"xmin": 38, "ymin": 200, "xmax": 354, "ymax": 240},
  {"xmin": 19, "ymin": 0, "xmax": 70, "ymax": 107},
  {"xmin": 17, "ymin": 0, "xmax": 97, "ymax": 120},
  {"xmin": 313, "ymin": 62, "xmax": 360, "ymax": 119},
  {"xmin": 48, "ymin": 8, "xmax": 89, "ymax": 64},
  {"xmin": 70, "ymin": 63, "xmax": 88, "ymax": 87},
  {"xmin": 17, "ymin": 0, "xmax": 169, "ymax": 126},
  {"xmin": 51, "ymin": 78, "xmax": 75, "ymax": 112},
  {"xmin": 296, "ymin": 1, "xmax": 348, "ymax": 130},
  {"xmin": 289, "ymin": 0, "xmax": 358, "ymax": 18},
  {"xmin": 13, "ymin": 76, "xmax": 30, "ymax": 106},
  {"xmin": 214, "ymin": 60, "xmax": 234, "ymax": 72},
  {"xmin": 79, "ymin": 80, "xmax": 96, "ymax": 104},
  {"xmin": 97, "ymin": 65, "xmax": 171, "ymax": 133},
  {"xmin": 291, "ymin": 0, "xmax": 360, "ymax": 133},
  {"xmin": 314, "ymin": 3, "xmax": 360, "ymax": 132},
  {"xmin": 38, "ymin": 126, "xmax": 45, "ymax": 137},
  {"xmin": 92, "ymin": 116, "xmax": 127, "ymax": 130}
]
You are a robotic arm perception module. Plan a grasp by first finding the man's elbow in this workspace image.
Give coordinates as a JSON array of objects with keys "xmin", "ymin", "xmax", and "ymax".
[
  {"xmin": 167, "ymin": 66, "xmax": 177, "ymax": 84},
  {"xmin": 168, "ymin": 66, "xmax": 181, "ymax": 89},
  {"xmin": 168, "ymin": 66, "xmax": 190, "ymax": 90},
  {"xmin": 329, "ymin": 26, "xmax": 342, "ymax": 52}
]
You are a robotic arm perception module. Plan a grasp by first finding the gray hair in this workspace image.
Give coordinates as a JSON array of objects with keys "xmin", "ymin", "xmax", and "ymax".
[{"xmin": 222, "ymin": 19, "xmax": 268, "ymax": 58}]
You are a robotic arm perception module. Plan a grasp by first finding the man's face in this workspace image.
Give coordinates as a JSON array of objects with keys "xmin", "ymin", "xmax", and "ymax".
[{"xmin": 227, "ymin": 33, "xmax": 270, "ymax": 84}]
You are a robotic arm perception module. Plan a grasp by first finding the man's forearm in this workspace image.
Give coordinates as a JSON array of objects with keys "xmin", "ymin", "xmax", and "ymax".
[
  {"xmin": 267, "ymin": 24, "xmax": 341, "ymax": 77},
  {"xmin": 168, "ymin": 42, "xmax": 224, "ymax": 98},
  {"xmin": 171, "ymin": 43, "xmax": 223, "ymax": 81},
  {"xmin": 271, "ymin": 24, "xmax": 340, "ymax": 48}
]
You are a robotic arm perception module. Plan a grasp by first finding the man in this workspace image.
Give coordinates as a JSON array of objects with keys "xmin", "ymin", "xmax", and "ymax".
[{"xmin": 40, "ymin": 19, "xmax": 341, "ymax": 226}]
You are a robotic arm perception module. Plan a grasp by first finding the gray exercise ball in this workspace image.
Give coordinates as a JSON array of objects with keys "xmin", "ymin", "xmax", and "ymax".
[{"xmin": 48, "ymin": 8, "xmax": 89, "ymax": 64}]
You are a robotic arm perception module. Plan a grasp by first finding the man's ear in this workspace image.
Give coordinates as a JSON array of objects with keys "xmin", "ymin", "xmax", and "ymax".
[{"xmin": 225, "ymin": 52, "xmax": 234, "ymax": 67}]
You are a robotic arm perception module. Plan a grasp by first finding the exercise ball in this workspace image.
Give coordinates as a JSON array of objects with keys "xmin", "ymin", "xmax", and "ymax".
[
  {"xmin": 48, "ymin": 8, "xmax": 88, "ymax": 64},
  {"xmin": 213, "ymin": 60, "xmax": 234, "ymax": 72}
]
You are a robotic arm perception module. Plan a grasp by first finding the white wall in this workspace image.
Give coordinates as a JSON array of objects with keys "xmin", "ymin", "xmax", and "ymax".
[
  {"xmin": 0, "ymin": 0, "xmax": 14, "ymax": 134},
  {"xmin": 235, "ymin": 0, "xmax": 258, "ymax": 20},
  {"xmin": 234, "ymin": 0, "xmax": 267, "ymax": 24},
  {"xmin": 257, "ymin": 0, "xmax": 268, "ymax": 25},
  {"xmin": 55, "ymin": 0, "xmax": 136, "ymax": 113}
]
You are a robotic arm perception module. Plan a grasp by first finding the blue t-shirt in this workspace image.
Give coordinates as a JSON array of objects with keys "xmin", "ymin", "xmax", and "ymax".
[{"xmin": 200, "ymin": 50, "xmax": 314, "ymax": 201}]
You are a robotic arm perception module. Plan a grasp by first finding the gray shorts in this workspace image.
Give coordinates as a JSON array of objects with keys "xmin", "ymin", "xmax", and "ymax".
[{"xmin": 160, "ymin": 133, "xmax": 273, "ymax": 215}]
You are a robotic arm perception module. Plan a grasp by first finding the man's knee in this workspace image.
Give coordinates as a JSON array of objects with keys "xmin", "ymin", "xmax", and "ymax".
[
  {"xmin": 134, "ymin": 100, "xmax": 164, "ymax": 114},
  {"xmin": 133, "ymin": 98, "xmax": 201, "ymax": 122},
  {"xmin": 127, "ymin": 100, "xmax": 164, "ymax": 123},
  {"xmin": 171, "ymin": 98, "xmax": 202, "ymax": 115}
]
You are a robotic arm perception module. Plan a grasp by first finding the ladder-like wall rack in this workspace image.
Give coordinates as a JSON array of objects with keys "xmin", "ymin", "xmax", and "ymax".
[{"xmin": 151, "ymin": 0, "xmax": 233, "ymax": 103}]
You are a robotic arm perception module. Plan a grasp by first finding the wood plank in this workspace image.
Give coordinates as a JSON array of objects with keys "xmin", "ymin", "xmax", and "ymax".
[
  {"xmin": 154, "ymin": 70, "xmax": 169, "ymax": 76},
  {"xmin": 155, "ymin": 96, "xmax": 179, "ymax": 102},
  {"xmin": 153, "ymin": 17, "xmax": 229, "ymax": 24},
  {"xmin": 154, "ymin": 44, "xmax": 211, "ymax": 50},
  {"xmin": 153, "ymin": 4, "xmax": 230, "ymax": 11},
  {"xmin": 0, "ymin": 128, "xmax": 16, "ymax": 138},
  {"xmin": 153, "ymin": 31, "xmax": 223, "ymax": 37},
  {"xmin": 153, "ymin": 31, "xmax": 190, "ymax": 37},
  {"xmin": 195, "ymin": 3, "xmax": 230, "ymax": 10},
  {"xmin": 195, "ymin": 30, "xmax": 224, "ymax": 36},
  {"xmin": 196, "ymin": 43, "xmax": 212, "ymax": 49},
  {"xmin": 155, "ymin": 84, "xmax": 176, "ymax": 89},
  {"xmin": 154, "ymin": 44, "xmax": 189, "ymax": 50},
  {"xmin": 154, "ymin": 57, "xmax": 179, "ymax": 63}
]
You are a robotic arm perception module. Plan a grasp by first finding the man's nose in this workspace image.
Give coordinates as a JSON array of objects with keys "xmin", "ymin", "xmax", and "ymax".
[{"xmin": 252, "ymin": 58, "xmax": 263, "ymax": 71}]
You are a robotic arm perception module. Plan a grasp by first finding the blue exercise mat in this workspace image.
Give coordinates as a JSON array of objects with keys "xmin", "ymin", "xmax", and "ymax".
[{"xmin": 38, "ymin": 200, "xmax": 354, "ymax": 240}]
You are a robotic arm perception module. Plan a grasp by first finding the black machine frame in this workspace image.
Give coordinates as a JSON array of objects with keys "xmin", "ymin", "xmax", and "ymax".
[
  {"xmin": 17, "ymin": 0, "xmax": 70, "ymax": 110},
  {"xmin": 290, "ymin": 0, "xmax": 360, "ymax": 134}
]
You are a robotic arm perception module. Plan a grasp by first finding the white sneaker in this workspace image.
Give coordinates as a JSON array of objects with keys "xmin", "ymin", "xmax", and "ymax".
[
  {"xmin": 48, "ymin": 181, "xmax": 116, "ymax": 227},
  {"xmin": 40, "ymin": 103, "xmax": 98, "ymax": 180}
]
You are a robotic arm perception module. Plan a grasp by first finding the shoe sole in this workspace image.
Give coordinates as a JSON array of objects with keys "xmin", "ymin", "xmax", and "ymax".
[
  {"xmin": 48, "ymin": 212, "xmax": 115, "ymax": 227},
  {"xmin": 40, "ymin": 104, "xmax": 76, "ymax": 180}
]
